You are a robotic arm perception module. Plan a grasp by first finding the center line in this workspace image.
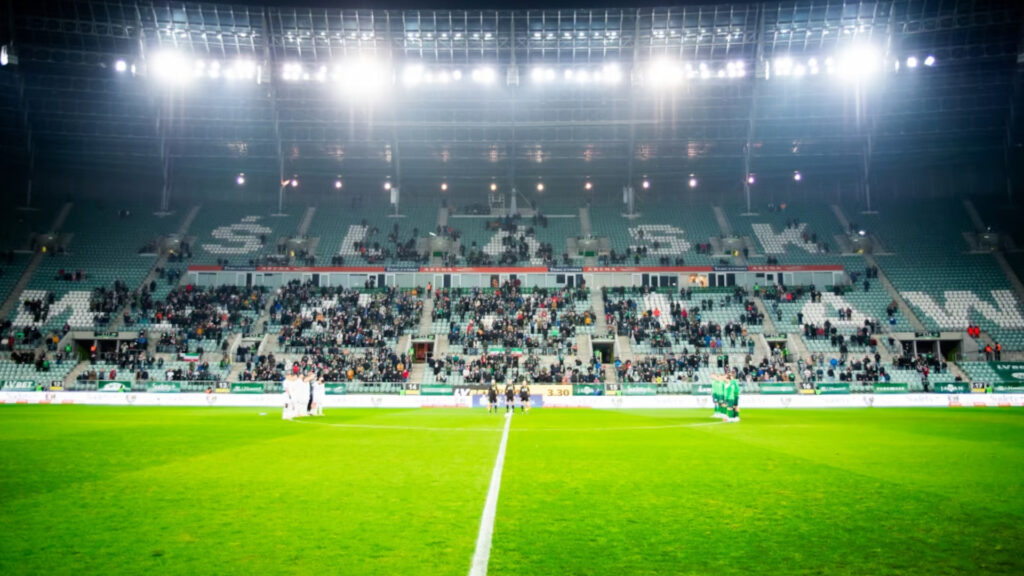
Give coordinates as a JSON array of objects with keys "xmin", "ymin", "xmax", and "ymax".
[{"xmin": 468, "ymin": 412, "xmax": 513, "ymax": 576}]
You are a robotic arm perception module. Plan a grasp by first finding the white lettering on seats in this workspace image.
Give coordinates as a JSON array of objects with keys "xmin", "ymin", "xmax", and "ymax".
[
  {"xmin": 752, "ymin": 223, "xmax": 819, "ymax": 254},
  {"xmin": 628, "ymin": 225, "xmax": 692, "ymax": 255},
  {"xmin": 902, "ymin": 290, "xmax": 1024, "ymax": 329},
  {"xmin": 201, "ymin": 216, "xmax": 273, "ymax": 255},
  {"xmin": 13, "ymin": 290, "xmax": 95, "ymax": 328}
]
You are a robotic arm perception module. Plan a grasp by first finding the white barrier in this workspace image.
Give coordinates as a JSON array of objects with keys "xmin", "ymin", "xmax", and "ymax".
[{"xmin": 2, "ymin": 392, "xmax": 1024, "ymax": 409}]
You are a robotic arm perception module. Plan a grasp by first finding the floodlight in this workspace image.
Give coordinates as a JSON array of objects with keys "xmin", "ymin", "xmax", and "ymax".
[
  {"xmin": 151, "ymin": 51, "xmax": 191, "ymax": 85},
  {"xmin": 837, "ymin": 45, "xmax": 883, "ymax": 82},
  {"xmin": 236, "ymin": 173, "xmax": 246, "ymax": 186},
  {"xmin": 924, "ymin": 55, "xmax": 935, "ymax": 67},
  {"xmin": 115, "ymin": 59, "xmax": 127, "ymax": 73},
  {"xmin": 689, "ymin": 177, "xmax": 698, "ymax": 189},
  {"xmin": 383, "ymin": 181, "xmax": 392, "ymax": 191},
  {"xmin": 747, "ymin": 175, "xmax": 756, "ymax": 185},
  {"xmin": 858, "ymin": 229, "xmax": 867, "ymax": 237},
  {"xmin": 537, "ymin": 182, "xmax": 545, "ymax": 192},
  {"xmin": 642, "ymin": 179, "xmax": 650, "ymax": 189},
  {"xmin": 441, "ymin": 182, "xmax": 448, "ymax": 191},
  {"xmin": 403, "ymin": 65, "xmax": 424, "ymax": 86},
  {"xmin": 531, "ymin": 67, "xmax": 545, "ymax": 82},
  {"xmin": 647, "ymin": 59, "xmax": 683, "ymax": 88},
  {"xmin": 602, "ymin": 64, "xmax": 623, "ymax": 84},
  {"xmin": 290, "ymin": 177, "xmax": 299, "ymax": 188},
  {"xmin": 773, "ymin": 57, "xmax": 794, "ymax": 77},
  {"xmin": 490, "ymin": 182, "xmax": 498, "ymax": 191},
  {"xmin": 584, "ymin": 181, "xmax": 593, "ymax": 191},
  {"xmin": 471, "ymin": 67, "xmax": 496, "ymax": 85},
  {"xmin": 282, "ymin": 62, "xmax": 303, "ymax": 82},
  {"xmin": 334, "ymin": 179, "xmax": 343, "ymax": 190},
  {"xmin": 208, "ymin": 61, "xmax": 221, "ymax": 79},
  {"xmin": 452, "ymin": 69, "xmax": 463, "ymax": 80},
  {"xmin": 793, "ymin": 171, "xmax": 803, "ymax": 182},
  {"xmin": 906, "ymin": 56, "xmax": 918, "ymax": 69},
  {"xmin": 0, "ymin": 45, "xmax": 8, "ymax": 67},
  {"xmin": 335, "ymin": 58, "xmax": 391, "ymax": 96}
]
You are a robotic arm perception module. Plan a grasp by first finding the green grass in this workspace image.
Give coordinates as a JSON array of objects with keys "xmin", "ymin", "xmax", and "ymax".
[{"xmin": 2, "ymin": 407, "xmax": 1023, "ymax": 575}]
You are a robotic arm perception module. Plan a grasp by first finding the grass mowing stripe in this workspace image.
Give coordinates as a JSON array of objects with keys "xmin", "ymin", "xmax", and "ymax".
[{"xmin": 469, "ymin": 413, "xmax": 513, "ymax": 576}]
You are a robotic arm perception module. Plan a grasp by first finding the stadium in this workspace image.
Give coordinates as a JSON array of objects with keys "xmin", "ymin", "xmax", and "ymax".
[{"xmin": 1, "ymin": 0, "xmax": 1024, "ymax": 573}]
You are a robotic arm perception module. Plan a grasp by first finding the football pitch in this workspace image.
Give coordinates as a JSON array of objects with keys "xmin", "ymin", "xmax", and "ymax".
[{"xmin": 2, "ymin": 406, "xmax": 1023, "ymax": 575}]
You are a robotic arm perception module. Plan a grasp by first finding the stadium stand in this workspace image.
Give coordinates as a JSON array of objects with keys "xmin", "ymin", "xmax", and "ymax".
[
  {"xmin": 430, "ymin": 284, "xmax": 592, "ymax": 354},
  {"xmin": 188, "ymin": 203, "xmax": 301, "ymax": 266},
  {"xmin": 589, "ymin": 199, "xmax": 720, "ymax": 266},
  {"xmin": 268, "ymin": 281, "xmax": 422, "ymax": 351},
  {"xmin": 604, "ymin": 286, "xmax": 763, "ymax": 355},
  {"xmin": 731, "ymin": 202, "xmax": 846, "ymax": 265},
  {"xmin": 10, "ymin": 205, "xmax": 182, "ymax": 331}
]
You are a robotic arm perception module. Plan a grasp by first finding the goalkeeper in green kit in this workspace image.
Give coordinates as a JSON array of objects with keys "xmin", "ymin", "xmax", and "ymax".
[{"xmin": 726, "ymin": 377, "xmax": 741, "ymax": 423}]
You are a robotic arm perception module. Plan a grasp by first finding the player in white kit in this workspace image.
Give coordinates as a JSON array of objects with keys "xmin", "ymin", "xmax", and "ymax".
[
  {"xmin": 281, "ymin": 373, "xmax": 297, "ymax": 421},
  {"xmin": 312, "ymin": 375, "xmax": 326, "ymax": 416}
]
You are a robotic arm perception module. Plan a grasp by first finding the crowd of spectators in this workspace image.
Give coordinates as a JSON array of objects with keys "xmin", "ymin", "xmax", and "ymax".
[
  {"xmin": 139, "ymin": 285, "xmax": 267, "ymax": 348},
  {"xmin": 427, "ymin": 351, "xmax": 604, "ymax": 384},
  {"xmin": 449, "ymin": 213, "xmax": 570, "ymax": 267},
  {"xmin": 242, "ymin": 349, "xmax": 411, "ymax": 383},
  {"xmin": 271, "ymin": 282, "xmax": 422, "ymax": 351},
  {"xmin": 604, "ymin": 286, "xmax": 760, "ymax": 352},
  {"xmin": 350, "ymin": 220, "xmax": 426, "ymax": 265},
  {"xmin": 433, "ymin": 282, "xmax": 591, "ymax": 352}
]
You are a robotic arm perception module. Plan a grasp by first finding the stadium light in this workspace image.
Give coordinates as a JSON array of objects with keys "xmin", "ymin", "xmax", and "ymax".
[
  {"xmin": 151, "ymin": 51, "xmax": 191, "ymax": 85},
  {"xmin": 282, "ymin": 62, "xmax": 304, "ymax": 82},
  {"xmin": 490, "ymin": 182, "xmax": 498, "ymax": 192},
  {"xmin": 403, "ymin": 65, "xmax": 424, "ymax": 86},
  {"xmin": 536, "ymin": 182, "xmax": 544, "ymax": 192},
  {"xmin": 924, "ymin": 55, "xmax": 936, "ymax": 67},
  {"xmin": 383, "ymin": 181, "xmax": 392, "ymax": 191},
  {"xmin": 334, "ymin": 179, "xmax": 343, "ymax": 190},
  {"xmin": 471, "ymin": 67, "xmax": 496, "ymax": 85},
  {"xmin": 115, "ymin": 59, "xmax": 127, "ymax": 73},
  {"xmin": 440, "ymin": 182, "xmax": 448, "ymax": 191},
  {"xmin": 747, "ymin": 174, "xmax": 756, "ymax": 185},
  {"xmin": 647, "ymin": 59, "xmax": 683, "ymax": 88},
  {"xmin": 290, "ymin": 177, "xmax": 299, "ymax": 188},
  {"xmin": 641, "ymin": 179, "xmax": 651, "ymax": 189},
  {"xmin": 600, "ymin": 63, "xmax": 623, "ymax": 84},
  {"xmin": 793, "ymin": 171, "xmax": 803, "ymax": 182},
  {"xmin": 836, "ymin": 45, "xmax": 884, "ymax": 83},
  {"xmin": 906, "ymin": 56, "xmax": 919, "ymax": 69},
  {"xmin": 236, "ymin": 173, "xmax": 246, "ymax": 186},
  {"xmin": 689, "ymin": 175, "xmax": 699, "ymax": 189},
  {"xmin": 335, "ymin": 58, "xmax": 391, "ymax": 96},
  {"xmin": 584, "ymin": 181, "xmax": 593, "ymax": 191}
]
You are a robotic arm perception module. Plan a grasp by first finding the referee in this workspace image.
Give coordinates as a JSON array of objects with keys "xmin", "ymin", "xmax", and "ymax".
[
  {"xmin": 504, "ymin": 382, "xmax": 516, "ymax": 414},
  {"xmin": 487, "ymin": 380, "xmax": 499, "ymax": 414}
]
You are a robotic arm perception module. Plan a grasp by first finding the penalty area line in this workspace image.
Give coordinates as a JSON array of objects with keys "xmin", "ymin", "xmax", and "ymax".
[{"xmin": 468, "ymin": 412, "xmax": 513, "ymax": 576}]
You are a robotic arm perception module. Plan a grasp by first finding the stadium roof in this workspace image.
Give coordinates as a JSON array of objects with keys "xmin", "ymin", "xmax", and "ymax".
[{"xmin": 0, "ymin": 1, "xmax": 1022, "ymax": 196}]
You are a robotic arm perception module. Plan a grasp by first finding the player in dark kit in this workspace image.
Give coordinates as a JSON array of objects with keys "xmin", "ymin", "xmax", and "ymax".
[
  {"xmin": 505, "ymin": 382, "xmax": 516, "ymax": 413},
  {"xmin": 487, "ymin": 381, "xmax": 499, "ymax": 414},
  {"xmin": 518, "ymin": 383, "xmax": 530, "ymax": 414}
]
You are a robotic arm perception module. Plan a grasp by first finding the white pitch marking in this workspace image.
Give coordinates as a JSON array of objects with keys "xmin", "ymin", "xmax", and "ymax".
[
  {"xmin": 468, "ymin": 412, "xmax": 513, "ymax": 576},
  {"xmin": 295, "ymin": 420, "xmax": 722, "ymax": 433}
]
